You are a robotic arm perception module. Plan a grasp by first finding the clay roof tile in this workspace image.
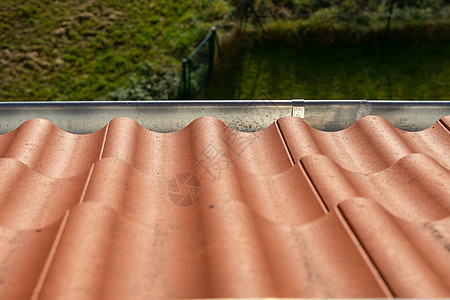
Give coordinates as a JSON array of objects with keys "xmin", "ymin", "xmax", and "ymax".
[{"xmin": 0, "ymin": 115, "xmax": 449, "ymax": 299}]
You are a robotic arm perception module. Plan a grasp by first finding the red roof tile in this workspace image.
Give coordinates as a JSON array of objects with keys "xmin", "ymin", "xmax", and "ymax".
[{"xmin": 0, "ymin": 115, "xmax": 449, "ymax": 299}]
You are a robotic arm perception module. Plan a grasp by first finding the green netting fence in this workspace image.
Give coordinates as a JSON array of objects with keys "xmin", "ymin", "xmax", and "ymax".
[
  {"xmin": 178, "ymin": 1, "xmax": 446, "ymax": 99},
  {"xmin": 178, "ymin": 27, "xmax": 221, "ymax": 99}
]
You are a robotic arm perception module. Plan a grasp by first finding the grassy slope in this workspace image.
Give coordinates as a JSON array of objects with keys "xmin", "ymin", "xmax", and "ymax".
[
  {"xmin": 1, "ymin": 1, "xmax": 448, "ymax": 100},
  {"xmin": 0, "ymin": 0, "xmax": 233, "ymax": 100},
  {"xmin": 200, "ymin": 39, "xmax": 450, "ymax": 100}
]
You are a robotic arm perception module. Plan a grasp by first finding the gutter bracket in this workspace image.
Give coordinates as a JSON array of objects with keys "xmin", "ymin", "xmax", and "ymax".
[{"xmin": 292, "ymin": 99, "xmax": 305, "ymax": 119}]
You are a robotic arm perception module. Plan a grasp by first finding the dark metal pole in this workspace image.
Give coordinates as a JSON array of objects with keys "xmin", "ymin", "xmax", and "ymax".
[
  {"xmin": 386, "ymin": 0, "xmax": 395, "ymax": 31},
  {"xmin": 243, "ymin": 0, "xmax": 249, "ymax": 30},
  {"xmin": 215, "ymin": 31, "xmax": 222, "ymax": 60},
  {"xmin": 239, "ymin": 0, "xmax": 247, "ymax": 29},
  {"xmin": 250, "ymin": 1, "xmax": 265, "ymax": 34},
  {"xmin": 182, "ymin": 58, "xmax": 187, "ymax": 99},
  {"xmin": 208, "ymin": 27, "xmax": 216, "ymax": 80},
  {"xmin": 187, "ymin": 59, "xmax": 191, "ymax": 99}
]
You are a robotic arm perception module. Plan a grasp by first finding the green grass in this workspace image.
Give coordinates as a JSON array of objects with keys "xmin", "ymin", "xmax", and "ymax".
[
  {"xmin": 200, "ymin": 39, "xmax": 450, "ymax": 100},
  {"xmin": 1, "ymin": 0, "xmax": 449, "ymax": 100},
  {"xmin": 0, "ymin": 0, "xmax": 234, "ymax": 100}
]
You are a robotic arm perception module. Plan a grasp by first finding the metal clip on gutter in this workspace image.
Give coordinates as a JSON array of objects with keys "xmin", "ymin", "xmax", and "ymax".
[{"xmin": 0, "ymin": 100, "xmax": 449, "ymax": 134}]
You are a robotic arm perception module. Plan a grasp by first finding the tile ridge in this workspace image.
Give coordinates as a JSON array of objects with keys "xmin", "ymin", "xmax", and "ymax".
[
  {"xmin": 0, "ymin": 157, "xmax": 93, "ymax": 180},
  {"xmin": 74, "ymin": 199, "xmax": 319, "ymax": 240},
  {"xmin": 438, "ymin": 118, "xmax": 450, "ymax": 133},
  {"xmin": 300, "ymin": 153, "xmax": 450, "ymax": 221},
  {"xmin": 298, "ymin": 160, "xmax": 329, "ymax": 213},
  {"xmin": 275, "ymin": 120, "xmax": 295, "ymax": 166},
  {"xmin": 334, "ymin": 205, "xmax": 394, "ymax": 297},
  {"xmin": 74, "ymin": 121, "xmax": 108, "ymax": 206},
  {"xmin": 90, "ymin": 154, "xmax": 297, "ymax": 180},
  {"xmin": 279, "ymin": 116, "xmax": 422, "ymax": 174},
  {"xmin": 275, "ymin": 119, "xmax": 330, "ymax": 217},
  {"xmin": 31, "ymin": 211, "xmax": 71, "ymax": 300},
  {"xmin": 337, "ymin": 197, "xmax": 450, "ymax": 296},
  {"xmin": 98, "ymin": 122, "xmax": 110, "ymax": 160},
  {"xmin": 78, "ymin": 164, "xmax": 96, "ymax": 205},
  {"xmin": 301, "ymin": 152, "xmax": 450, "ymax": 175},
  {"xmin": 70, "ymin": 201, "xmax": 176, "ymax": 232}
]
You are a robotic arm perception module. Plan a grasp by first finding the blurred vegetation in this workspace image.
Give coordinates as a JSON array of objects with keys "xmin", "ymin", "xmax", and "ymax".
[
  {"xmin": 241, "ymin": 0, "xmax": 449, "ymax": 44},
  {"xmin": 203, "ymin": 0, "xmax": 450, "ymax": 100},
  {"xmin": 0, "ymin": 0, "xmax": 449, "ymax": 100},
  {"xmin": 199, "ymin": 38, "xmax": 450, "ymax": 99},
  {"xmin": 247, "ymin": 0, "xmax": 448, "ymax": 26},
  {"xmin": 103, "ymin": 61, "xmax": 180, "ymax": 100}
]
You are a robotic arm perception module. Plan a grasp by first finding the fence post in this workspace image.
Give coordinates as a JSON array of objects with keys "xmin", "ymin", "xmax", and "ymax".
[
  {"xmin": 181, "ymin": 58, "xmax": 187, "ymax": 99},
  {"xmin": 187, "ymin": 58, "xmax": 191, "ymax": 99},
  {"xmin": 215, "ymin": 32, "xmax": 222, "ymax": 60},
  {"xmin": 386, "ymin": 0, "xmax": 395, "ymax": 31},
  {"xmin": 208, "ymin": 27, "xmax": 216, "ymax": 81},
  {"xmin": 240, "ymin": 0, "xmax": 264, "ymax": 33},
  {"xmin": 240, "ymin": 0, "xmax": 249, "ymax": 29}
]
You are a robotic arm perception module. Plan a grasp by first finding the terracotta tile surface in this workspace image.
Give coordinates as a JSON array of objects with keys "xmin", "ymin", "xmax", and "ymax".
[{"xmin": 0, "ymin": 115, "xmax": 449, "ymax": 299}]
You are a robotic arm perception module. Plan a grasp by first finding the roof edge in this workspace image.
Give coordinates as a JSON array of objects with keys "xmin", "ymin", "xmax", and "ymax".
[{"xmin": 0, "ymin": 100, "xmax": 449, "ymax": 133}]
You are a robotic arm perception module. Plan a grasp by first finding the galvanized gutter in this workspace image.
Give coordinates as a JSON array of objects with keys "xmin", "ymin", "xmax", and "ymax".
[{"xmin": 0, "ymin": 100, "xmax": 448, "ymax": 134}]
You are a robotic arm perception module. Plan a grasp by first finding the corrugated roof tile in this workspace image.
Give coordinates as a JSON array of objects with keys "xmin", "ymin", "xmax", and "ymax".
[
  {"xmin": 301, "ymin": 153, "xmax": 450, "ymax": 220},
  {"xmin": 339, "ymin": 198, "xmax": 450, "ymax": 297},
  {"xmin": 0, "ymin": 119, "xmax": 106, "ymax": 178},
  {"xmin": 278, "ymin": 115, "xmax": 450, "ymax": 173},
  {"xmin": 0, "ymin": 115, "xmax": 449, "ymax": 299}
]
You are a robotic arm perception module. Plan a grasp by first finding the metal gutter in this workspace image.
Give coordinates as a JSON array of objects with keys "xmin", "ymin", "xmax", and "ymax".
[
  {"xmin": 298, "ymin": 100, "xmax": 450, "ymax": 131},
  {"xmin": 0, "ymin": 100, "xmax": 448, "ymax": 134}
]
